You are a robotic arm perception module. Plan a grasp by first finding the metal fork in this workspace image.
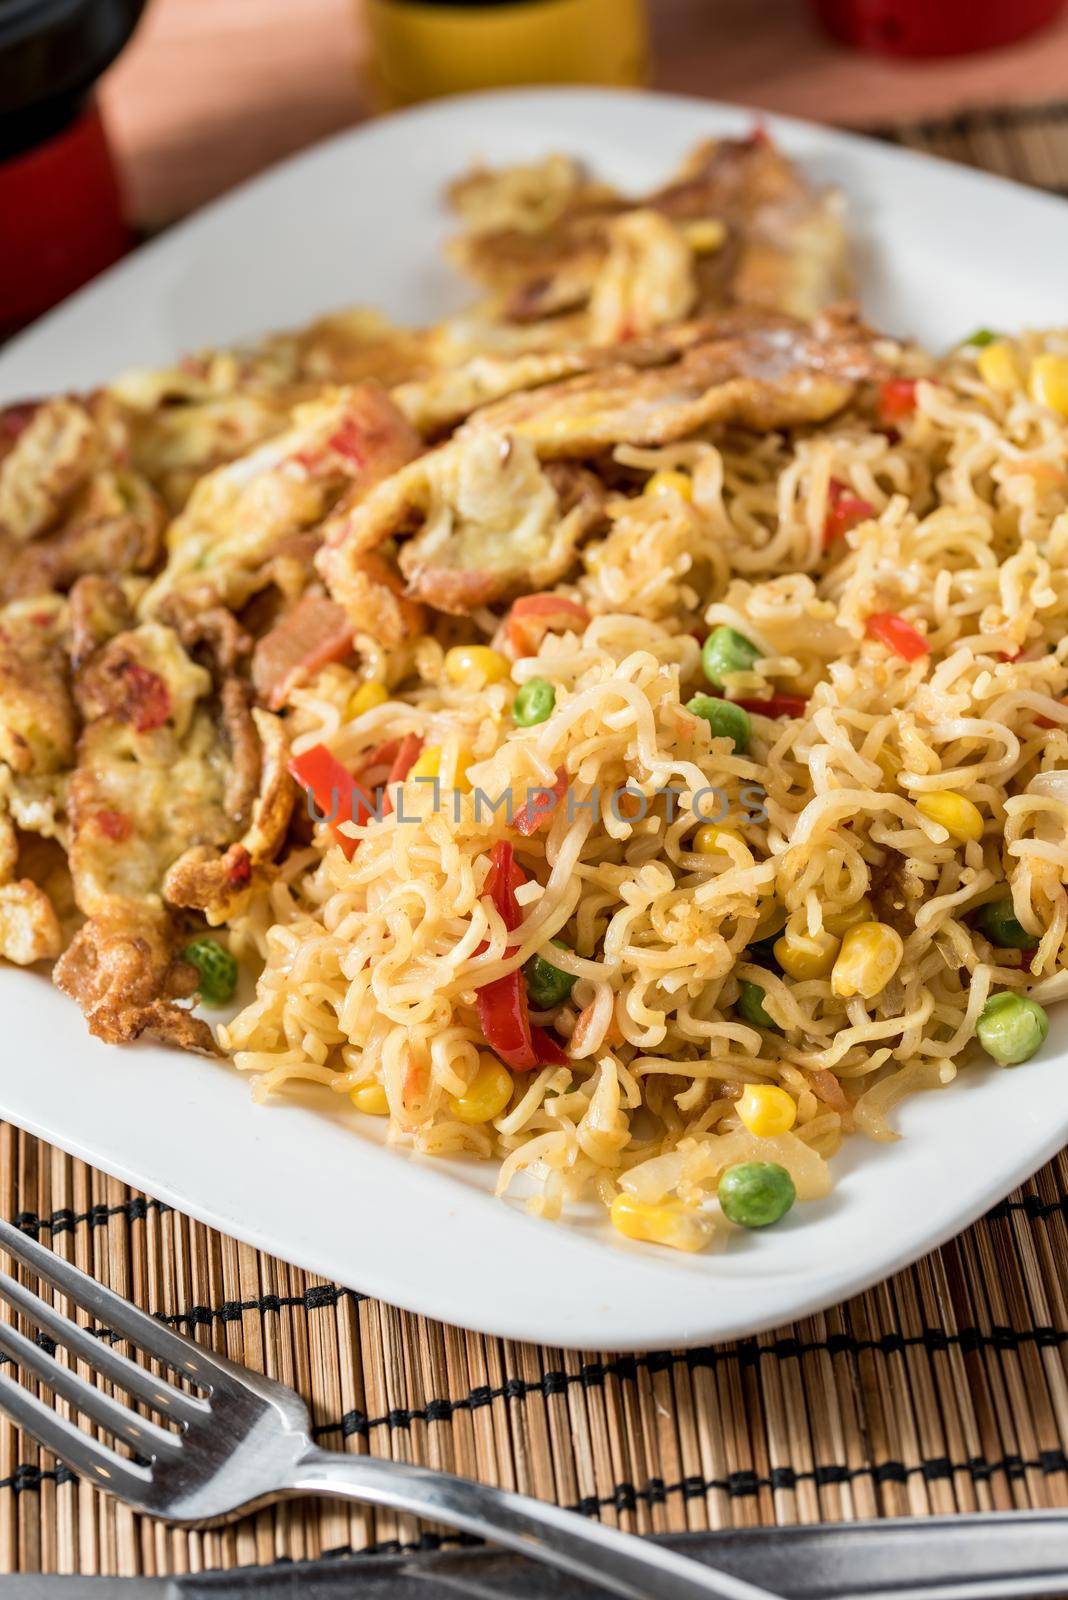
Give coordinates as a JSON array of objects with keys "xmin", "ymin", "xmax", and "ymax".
[{"xmin": 0, "ymin": 1216, "xmax": 781, "ymax": 1600}]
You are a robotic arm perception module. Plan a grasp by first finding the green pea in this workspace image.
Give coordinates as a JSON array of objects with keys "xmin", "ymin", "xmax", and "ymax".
[
  {"xmin": 975, "ymin": 898, "xmax": 1032, "ymax": 949},
  {"xmin": 686, "ymin": 694, "xmax": 751, "ymax": 753},
  {"xmin": 513, "ymin": 677, "xmax": 556, "ymax": 726},
  {"xmin": 183, "ymin": 937, "xmax": 238, "ymax": 1006},
  {"xmin": 701, "ymin": 626, "xmax": 761, "ymax": 688},
  {"xmin": 976, "ymin": 991, "xmax": 1049, "ymax": 1066},
  {"xmin": 718, "ymin": 1162, "xmax": 796, "ymax": 1228},
  {"xmin": 524, "ymin": 940, "xmax": 577, "ymax": 1009},
  {"xmin": 736, "ymin": 979, "xmax": 780, "ymax": 1032},
  {"xmin": 963, "ymin": 328, "xmax": 999, "ymax": 348}
]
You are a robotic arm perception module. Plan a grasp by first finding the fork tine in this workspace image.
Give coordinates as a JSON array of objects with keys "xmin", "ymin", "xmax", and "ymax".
[
  {"xmin": 0, "ymin": 1371, "xmax": 151, "ymax": 1503},
  {"xmin": 0, "ymin": 1218, "xmax": 223, "ymax": 1390},
  {"xmin": 0, "ymin": 1316, "xmax": 179, "ymax": 1458},
  {"xmin": 0, "ymin": 1266, "xmax": 206, "ymax": 1425}
]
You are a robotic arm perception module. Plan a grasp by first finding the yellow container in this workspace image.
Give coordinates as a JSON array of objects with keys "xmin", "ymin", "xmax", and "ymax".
[{"xmin": 364, "ymin": 0, "xmax": 648, "ymax": 108}]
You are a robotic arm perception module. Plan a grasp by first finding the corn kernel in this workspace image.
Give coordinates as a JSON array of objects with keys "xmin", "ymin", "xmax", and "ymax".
[
  {"xmin": 977, "ymin": 341, "xmax": 1022, "ymax": 393},
  {"xmin": 610, "ymin": 1193, "xmax": 711, "ymax": 1253},
  {"xmin": 916, "ymin": 790, "xmax": 984, "ymax": 843},
  {"xmin": 347, "ymin": 681, "xmax": 389, "ymax": 718},
  {"xmin": 409, "ymin": 745, "xmax": 441, "ymax": 782},
  {"xmin": 644, "ymin": 469, "xmax": 693, "ymax": 502},
  {"xmin": 1029, "ymin": 354, "xmax": 1068, "ymax": 418},
  {"xmin": 824, "ymin": 897, "xmax": 875, "ymax": 937},
  {"xmin": 443, "ymin": 741, "xmax": 474, "ymax": 792},
  {"xmin": 692, "ymin": 823, "xmax": 742, "ymax": 856},
  {"xmin": 737, "ymin": 1083, "xmax": 797, "ymax": 1138},
  {"xmin": 449, "ymin": 1056, "xmax": 513, "ymax": 1124},
  {"xmin": 774, "ymin": 925, "xmax": 839, "ymax": 981},
  {"xmin": 444, "ymin": 645, "xmax": 510, "ymax": 689},
  {"xmin": 682, "ymin": 218, "xmax": 727, "ymax": 255},
  {"xmin": 350, "ymin": 1082, "xmax": 389, "ymax": 1116},
  {"xmin": 831, "ymin": 921, "xmax": 903, "ymax": 999}
]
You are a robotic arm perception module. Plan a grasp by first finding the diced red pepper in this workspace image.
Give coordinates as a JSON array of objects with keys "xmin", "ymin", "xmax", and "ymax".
[
  {"xmin": 121, "ymin": 662, "xmax": 172, "ymax": 733},
  {"xmin": 512, "ymin": 768, "xmax": 568, "ymax": 837},
  {"xmin": 505, "ymin": 595, "xmax": 590, "ymax": 656},
  {"xmin": 877, "ymin": 378, "xmax": 918, "ymax": 427},
  {"xmin": 226, "ymin": 845, "xmax": 252, "ymax": 888},
  {"xmin": 324, "ymin": 416, "xmax": 367, "ymax": 467},
  {"xmin": 0, "ymin": 402, "xmax": 39, "ymax": 442},
  {"xmin": 823, "ymin": 478, "xmax": 874, "ymax": 549},
  {"xmin": 736, "ymin": 694, "xmax": 809, "ymax": 719},
  {"xmin": 865, "ymin": 611, "xmax": 930, "ymax": 662},
  {"xmin": 289, "ymin": 743, "xmax": 377, "ymax": 860},
  {"xmin": 476, "ymin": 842, "xmax": 568, "ymax": 1071},
  {"xmin": 92, "ymin": 808, "xmax": 132, "ymax": 842}
]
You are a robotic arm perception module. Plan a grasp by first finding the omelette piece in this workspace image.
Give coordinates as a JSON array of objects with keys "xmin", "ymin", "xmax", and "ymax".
[
  {"xmin": 0, "ymin": 395, "xmax": 165, "ymax": 599},
  {"xmin": 53, "ymin": 614, "xmax": 293, "ymax": 1048},
  {"xmin": 0, "ymin": 467, "xmax": 164, "ymax": 602},
  {"xmin": 586, "ymin": 210, "xmax": 697, "ymax": 345},
  {"xmin": 651, "ymin": 133, "xmax": 850, "ymax": 321},
  {"xmin": 317, "ymin": 429, "xmax": 606, "ymax": 623},
  {"xmin": 0, "ymin": 596, "xmax": 77, "ymax": 777},
  {"xmin": 0, "ymin": 398, "xmax": 99, "ymax": 542},
  {"xmin": 0, "ymin": 809, "xmax": 62, "ymax": 965},
  {"xmin": 448, "ymin": 132, "xmax": 849, "ymax": 333},
  {"xmin": 163, "ymin": 706, "xmax": 295, "ymax": 923},
  {"xmin": 113, "ymin": 308, "xmax": 430, "ymax": 510},
  {"xmin": 141, "ymin": 385, "xmax": 421, "ymax": 620},
  {"xmin": 465, "ymin": 308, "xmax": 884, "ymax": 456},
  {"xmin": 448, "ymin": 153, "xmax": 618, "ymax": 240},
  {"xmin": 394, "ymin": 348, "xmax": 599, "ymax": 439}
]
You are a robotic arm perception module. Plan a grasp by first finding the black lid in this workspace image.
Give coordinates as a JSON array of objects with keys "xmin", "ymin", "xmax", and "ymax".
[{"xmin": 0, "ymin": 0, "xmax": 148, "ymax": 119}]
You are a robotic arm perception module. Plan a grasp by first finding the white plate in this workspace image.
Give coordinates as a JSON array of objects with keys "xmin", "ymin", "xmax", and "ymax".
[{"xmin": 3, "ymin": 88, "xmax": 1068, "ymax": 1353}]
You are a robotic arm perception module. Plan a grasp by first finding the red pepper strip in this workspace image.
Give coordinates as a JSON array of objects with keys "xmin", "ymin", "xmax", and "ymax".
[
  {"xmin": 506, "ymin": 594, "xmax": 590, "ymax": 656},
  {"xmin": 353, "ymin": 734, "xmax": 425, "ymax": 817},
  {"xmin": 823, "ymin": 478, "xmax": 874, "ymax": 549},
  {"xmin": 379, "ymin": 733, "xmax": 425, "ymax": 817},
  {"xmin": 513, "ymin": 767, "xmax": 568, "ymax": 837},
  {"xmin": 357, "ymin": 737, "xmax": 402, "ymax": 777},
  {"xmin": 476, "ymin": 843, "xmax": 568, "ymax": 1071},
  {"xmin": 865, "ymin": 611, "xmax": 930, "ymax": 662},
  {"xmin": 877, "ymin": 378, "xmax": 918, "ymax": 426},
  {"xmin": 736, "ymin": 694, "xmax": 809, "ymax": 719},
  {"xmin": 485, "ymin": 840, "xmax": 524, "ymax": 931},
  {"xmin": 289, "ymin": 743, "xmax": 377, "ymax": 861},
  {"xmin": 386, "ymin": 733, "xmax": 424, "ymax": 786}
]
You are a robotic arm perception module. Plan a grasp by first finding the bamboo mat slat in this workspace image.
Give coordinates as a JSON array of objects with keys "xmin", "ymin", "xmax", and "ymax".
[{"xmin": 5, "ymin": 101, "xmax": 1068, "ymax": 1578}]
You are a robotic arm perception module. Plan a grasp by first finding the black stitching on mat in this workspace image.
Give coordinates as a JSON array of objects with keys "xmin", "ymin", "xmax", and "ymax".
[
  {"xmin": 308, "ymin": 1325, "xmax": 1068, "ymax": 1444},
  {"xmin": 12, "ymin": 1200, "xmax": 172, "ymax": 1237},
  {"xmin": 869, "ymin": 97, "xmax": 1068, "ymax": 141},
  {"xmin": 3, "ymin": 1453, "xmax": 1065, "ymax": 1508}
]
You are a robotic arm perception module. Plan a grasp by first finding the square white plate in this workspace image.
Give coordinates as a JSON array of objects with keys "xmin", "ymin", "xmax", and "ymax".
[{"xmin": 3, "ymin": 88, "xmax": 1068, "ymax": 1353}]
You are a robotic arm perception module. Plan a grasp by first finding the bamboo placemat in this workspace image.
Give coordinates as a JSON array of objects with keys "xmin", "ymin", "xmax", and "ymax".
[{"xmin": 5, "ymin": 101, "xmax": 1068, "ymax": 1580}]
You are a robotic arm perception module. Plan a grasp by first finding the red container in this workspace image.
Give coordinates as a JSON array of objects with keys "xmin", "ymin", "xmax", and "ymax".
[
  {"xmin": 0, "ymin": 102, "xmax": 129, "ymax": 336},
  {"xmin": 812, "ymin": 0, "xmax": 1065, "ymax": 56},
  {"xmin": 0, "ymin": 0, "xmax": 147, "ymax": 333}
]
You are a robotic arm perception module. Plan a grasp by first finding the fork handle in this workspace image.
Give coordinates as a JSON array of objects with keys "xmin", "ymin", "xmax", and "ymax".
[{"xmin": 289, "ymin": 1447, "xmax": 779, "ymax": 1600}]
